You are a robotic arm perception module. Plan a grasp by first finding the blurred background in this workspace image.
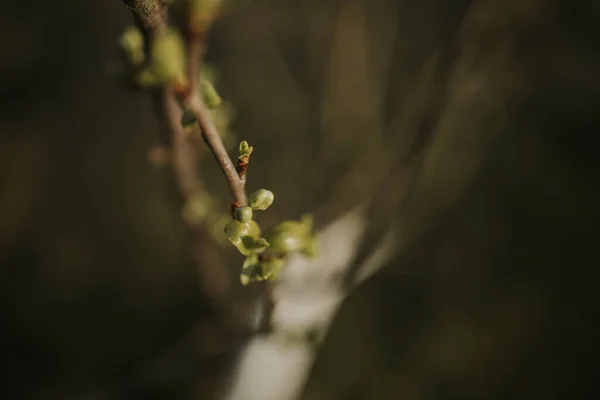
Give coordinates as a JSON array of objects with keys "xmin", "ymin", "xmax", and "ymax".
[{"xmin": 1, "ymin": 0, "xmax": 599, "ymax": 399}]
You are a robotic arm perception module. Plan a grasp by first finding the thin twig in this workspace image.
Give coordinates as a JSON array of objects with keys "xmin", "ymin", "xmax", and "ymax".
[
  {"xmin": 185, "ymin": 94, "xmax": 248, "ymax": 206},
  {"xmin": 184, "ymin": 23, "xmax": 205, "ymax": 99},
  {"xmin": 237, "ymin": 157, "xmax": 249, "ymax": 186}
]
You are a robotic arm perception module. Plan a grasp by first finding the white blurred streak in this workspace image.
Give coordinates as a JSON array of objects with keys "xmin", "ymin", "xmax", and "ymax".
[{"xmin": 220, "ymin": 207, "xmax": 396, "ymax": 400}]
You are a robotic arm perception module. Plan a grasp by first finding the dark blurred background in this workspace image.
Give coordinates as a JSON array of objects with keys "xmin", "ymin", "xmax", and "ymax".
[{"xmin": 1, "ymin": 0, "xmax": 599, "ymax": 399}]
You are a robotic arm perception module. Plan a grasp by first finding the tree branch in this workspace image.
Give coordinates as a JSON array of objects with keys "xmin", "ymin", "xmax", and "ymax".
[
  {"xmin": 126, "ymin": 1, "xmax": 234, "ymax": 302},
  {"xmin": 183, "ymin": 6, "xmax": 248, "ymax": 207},
  {"xmin": 185, "ymin": 94, "xmax": 248, "ymax": 206}
]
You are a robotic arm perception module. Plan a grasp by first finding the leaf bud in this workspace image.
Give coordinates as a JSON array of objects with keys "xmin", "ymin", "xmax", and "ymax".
[
  {"xmin": 249, "ymin": 189, "xmax": 274, "ymax": 211},
  {"xmin": 151, "ymin": 28, "xmax": 187, "ymax": 86},
  {"xmin": 233, "ymin": 206, "xmax": 253, "ymax": 223},
  {"xmin": 200, "ymin": 78, "xmax": 222, "ymax": 109},
  {"xmin": 223, "ymin": 220, "xmax": 251, "ymax": 246}
]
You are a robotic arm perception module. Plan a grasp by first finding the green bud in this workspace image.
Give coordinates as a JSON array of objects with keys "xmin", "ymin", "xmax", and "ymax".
[
  {"xmin": 119, "ymin": 26, "xmax": 145, "ymax": 66},
  {"xmin": 200, "ymin": 78, "xmax": 222, "ymax": 109},
  {"xmin": 239, "ymin": 254, "xmax": 284, "ymax": 285},
  {"xmin": 181, "ymin": 193, "xmax": 214, "ymax": 225},
  {"xmin": 151, "ymin": 28, "xmax": 187, "ymax": 86},
  {"xmin": 233, "ymin": 206, "xmax": 253, "ymax": 223},
  {"xmin": 262, "ymin": 215, "xmax": 316, "ymax": 255},
  {"xmin": 240, "ymin": 254, "xmax": 261, "ymax": 285},
  {"xmin": 260, "ymin": 257, "xmax": 285, "ymax": 280},
  {"xmin": 238, "ymin": 141, "xmax": 253, "ymax": 160},
  {"xmin": 249, "ymin": 189, "xmax": 274, "ymax": 211},
  {"xmin": 224, "ymin": 218, "xmax": 261, "ymax": 246},
  {"xmin": 263, "ymin": 222, "xmax": 306, "ymax": 254},
  {"xmin": 224, "ymin": 220, "xmax": 252, "ymax": 246},
  {"xmin": 245, "ymin": 219, "xmax": 262, "ymax": 238}
]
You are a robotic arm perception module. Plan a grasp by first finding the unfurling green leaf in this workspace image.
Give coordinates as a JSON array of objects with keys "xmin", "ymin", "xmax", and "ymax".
[
  {"xmin": 238, "ymin": 141, "xmax": 253, "ymax": 160},
  {"xmin": 236, "ymin": 236, "xmax": 269, "ymax": 256},
  {"xmin": 249, "ymin": 189, "xmax": 274, "ymax": 211},
  {"xmin": 233, "ymin": 206, "xmax": 253, "ymax": 223}
]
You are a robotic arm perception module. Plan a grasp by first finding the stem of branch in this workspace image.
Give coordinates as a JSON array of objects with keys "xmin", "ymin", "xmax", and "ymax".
[{"xmin": 185, "ymin": 95, "xmax": 248, "ymax": 206}]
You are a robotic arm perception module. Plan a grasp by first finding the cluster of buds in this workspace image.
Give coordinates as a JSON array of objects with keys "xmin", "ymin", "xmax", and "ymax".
[{"xmin": 224, "ymin": 145, "xmax": 317, "ymax": 285}]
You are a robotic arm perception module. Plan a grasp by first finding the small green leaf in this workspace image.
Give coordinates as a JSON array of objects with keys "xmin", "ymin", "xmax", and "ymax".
[
  {"xmin": 234, "ymin": 235, "xmax": 269, "ymax": 256},
  {"xmin": 238, "ymin": 236, "xmax": 269, "ymax": 254}
]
